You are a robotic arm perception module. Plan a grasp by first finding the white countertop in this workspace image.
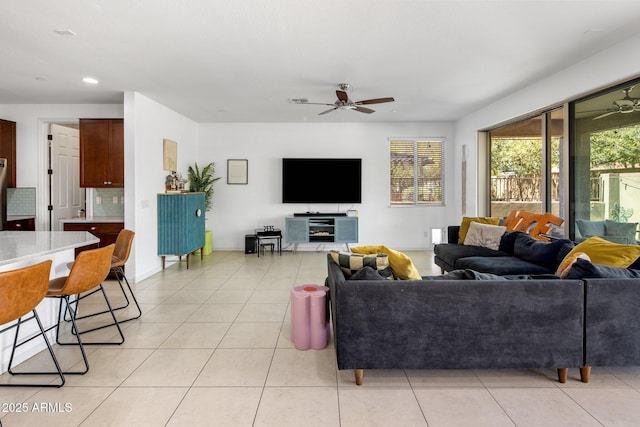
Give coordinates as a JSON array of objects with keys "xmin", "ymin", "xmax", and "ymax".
[
  {"xmin": 0, "ymin": 231, "xmax": 100, "ymax": 267},
  {"xmin": 59, "ymin": 216, "xmax": 124, "ymax": 224}
]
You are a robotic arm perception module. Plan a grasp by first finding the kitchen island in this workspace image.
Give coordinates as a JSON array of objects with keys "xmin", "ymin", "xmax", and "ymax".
[{"xmin": 0, "ymin": 231, "xmax": 100, "ymax": 374}]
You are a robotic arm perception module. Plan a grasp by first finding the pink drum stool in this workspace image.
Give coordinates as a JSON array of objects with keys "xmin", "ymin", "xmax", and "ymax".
[{"xmin": 290, "ymin": 284, "xmax": 330, "ymax": 350}]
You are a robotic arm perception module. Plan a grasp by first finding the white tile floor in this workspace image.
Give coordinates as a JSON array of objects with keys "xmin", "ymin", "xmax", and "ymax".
[{"xmin": 3, "ymin": 250, "xmax": 640, "ymax": 426}]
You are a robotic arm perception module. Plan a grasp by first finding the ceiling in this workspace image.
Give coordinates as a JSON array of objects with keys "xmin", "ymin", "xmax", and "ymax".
[{"xmin": 2, "ymin": 0, "xmax": 640, "ymax": 123}]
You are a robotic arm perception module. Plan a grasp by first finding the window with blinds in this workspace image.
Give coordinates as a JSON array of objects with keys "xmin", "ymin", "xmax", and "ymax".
[{"xmin": 390, "ymin": 139, "xmax": 444, "ymax": 206}]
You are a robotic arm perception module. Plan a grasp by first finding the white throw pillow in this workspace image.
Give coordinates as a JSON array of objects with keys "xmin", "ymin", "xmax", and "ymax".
[{"xmin": 463, "ymin": 221, "xmax": 506, "ymax": 251}]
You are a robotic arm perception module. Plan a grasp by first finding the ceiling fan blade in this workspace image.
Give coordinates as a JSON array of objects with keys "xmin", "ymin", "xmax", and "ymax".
[
  {"xmin": 354, "ymin": 106, "xmax": 375, "ymax": 114},
  {"xmin": 318, "ymin": 107, "xmax": 338, "ymax": 115},
  {"xmin": 301, "ymin": 102, "xmax": 336, "ymax": 106},
  {"xmin": 336, "ymin": 90, "xmax": 349, "ymax": 102},
  {"xmin": 355, "ymin": 97, "xmax": 395, "ymax": 105},
  {"xmin": 593, "ymin": 111, "xmax": 618, "ymax": 120}
]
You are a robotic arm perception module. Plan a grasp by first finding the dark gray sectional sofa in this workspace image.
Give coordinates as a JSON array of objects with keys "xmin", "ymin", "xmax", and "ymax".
[
  {"xmin": 327, "ymin": 254, "xmax": 640, "ymax": 385},
  {"xmin": 434, "ymin": 225, "xmax": 574, "ymax": 275},
  {"xmin": 326, "ymin": 255, "xmax": 586, "ymax": 385}
]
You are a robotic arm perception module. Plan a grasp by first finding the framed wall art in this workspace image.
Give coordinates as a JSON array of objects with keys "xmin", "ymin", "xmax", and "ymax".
[
  {"xmin": 163, "ymin": 139, "xmax": 178, "ymax": 171},
  {"xmin": 227, "ymin": 159, "xmax": 248, "ymax": 184}
]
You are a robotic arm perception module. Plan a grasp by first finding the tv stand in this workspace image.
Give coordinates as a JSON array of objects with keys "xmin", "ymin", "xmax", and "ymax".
[{"xmin": 285, "ymin": 215, "xmax": 358, "ymax": 251}]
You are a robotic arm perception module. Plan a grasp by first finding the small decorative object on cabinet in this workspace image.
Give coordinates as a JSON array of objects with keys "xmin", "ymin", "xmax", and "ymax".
[
  {"xmin": 79, "ymin": 118, "xmax": 124, "ymax": 188},
  {"xmin": 157, "ymin": 193, "xmax": 205, "ymax": 269}
]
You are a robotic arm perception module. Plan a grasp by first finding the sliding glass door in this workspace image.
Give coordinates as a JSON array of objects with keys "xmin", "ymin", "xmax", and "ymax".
[
  {"xmin": 488, "ymin": 108, "xmax": 564, "ymax": 226},
  {"xmin": 571, "ymin": 81, "xmax": 640, "ymax": 243}
]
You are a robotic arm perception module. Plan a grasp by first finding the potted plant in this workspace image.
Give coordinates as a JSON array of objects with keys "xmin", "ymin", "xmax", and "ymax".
[{"xmin": 187, "ymin": 162, "xmax": 221, "ymax": 212}]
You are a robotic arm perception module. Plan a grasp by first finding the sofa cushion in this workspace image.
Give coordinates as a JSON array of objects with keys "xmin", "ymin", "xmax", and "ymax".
[
  {"xmin": 351, "ymin": 245, "xmax": 421, "ymax": 280},
  {"xmin": 576, "ymin": 219, "xmax": 605, "ymax": 239},
  {"xmin": 605, "ymin": 220, "xmax": 638, "ymax": 244},
  {"xmin": 565, "ymin": 258, "xmax": 640, "ymax": 279},
  {"xmin": 434, "ymin": 243, "xmax": 506, "ymax": 269},
  {"xmin": 513, "ymin": 234, "xmax": 575, "ymax": 270},
  {"xmin": 454, "ymin": 256, "xmax": 553, "ymax": 275},
  {"xmin": 457, "ymin": 216, "xmax": 501, "ymax": 244},
  {"xmin": 329, "ymin": 251, "xmax": 393, "ymax": 279},
  {"xmin": 561, "ymin": 236, "xmax": 640, "ymax": 268},
  {"xmin": 498, "ymin": 231, "xmax": 526, "ymax": 255},
  {"xmin": 628, "ymin": 256, "xmax": 640, "ymax": 270},
  {"xmin": 463, "ymin": 222, "xmax": 506, "ymax": 251},
  {"xmin": 348, "ymin": 266, "xmax": 387, "ymax": 281},
  {"xmin": 555, "ymin": 252, "xmax": 590, "ymax": 278},
  {"xmin": 442, "ymin": 269, "xmax": 509, "ymax": 280}
]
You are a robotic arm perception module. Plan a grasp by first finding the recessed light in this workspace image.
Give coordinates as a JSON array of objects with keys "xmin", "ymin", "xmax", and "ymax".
[
  {"xmin": 584, "ymin": 28, "xmax": 606, "ymax": 35},
  {"xmin": 82, "ymin": 77, "xmax": 99, "ymax": 84},
  {"xmin": 54, "ymin": 29, "xmax": 76, "ymax": 36}
]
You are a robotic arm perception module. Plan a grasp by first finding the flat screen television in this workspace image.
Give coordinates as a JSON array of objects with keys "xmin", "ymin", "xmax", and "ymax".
[{"xmin": 282, "ymin": 158, "xmax": 362, "ymax": 204}]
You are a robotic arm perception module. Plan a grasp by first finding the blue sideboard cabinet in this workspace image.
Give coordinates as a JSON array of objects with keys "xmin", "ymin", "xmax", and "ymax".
[{"xmin": 157, "ymin": 192, "xmax": 205, "ymax": 269}]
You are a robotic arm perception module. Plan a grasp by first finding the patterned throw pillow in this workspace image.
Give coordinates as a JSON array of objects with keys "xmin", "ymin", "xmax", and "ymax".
[{"xmin": 329, "ymin": 251, "xmax": 393, "ymax": 279}]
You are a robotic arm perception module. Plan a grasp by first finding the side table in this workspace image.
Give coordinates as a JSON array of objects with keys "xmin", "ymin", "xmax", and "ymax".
[{"xmin": 290, "ymin": 284, "xmax": 330, "ymax": 350}]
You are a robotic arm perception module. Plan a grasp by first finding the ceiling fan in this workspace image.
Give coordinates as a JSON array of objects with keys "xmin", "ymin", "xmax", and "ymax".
[
  {"xmin": 299, "ymin": 83, "xmax": 395, "ymax": 115},
  {"xmin": 592, "ymin": 87, "xmax": 640, "ymax": 120}
]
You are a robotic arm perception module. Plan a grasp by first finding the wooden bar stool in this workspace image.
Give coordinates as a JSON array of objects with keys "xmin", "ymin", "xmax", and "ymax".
[
  {"xmin": 46, "ymin": 244, "xmax": 124, "ymax": 375},
  {"xmin": 0, "ymin": 260, "xmax": 65, "ymax": 388}
]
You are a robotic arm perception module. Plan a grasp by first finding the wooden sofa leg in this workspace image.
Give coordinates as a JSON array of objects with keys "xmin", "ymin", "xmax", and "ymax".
[
  {"xmin": 354, "ymin": 369, "xmax": 364, "ymax": 385},
  {"xmin": 557, "ymin": 368, "xmax": 568, "ymax": 383},
  {"xmin": 580, "ymin": 366, "xmax": 591, "ymax": 383}
]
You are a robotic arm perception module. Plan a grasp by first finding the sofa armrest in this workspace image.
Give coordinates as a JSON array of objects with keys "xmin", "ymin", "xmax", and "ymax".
[
  {"xmin": 447, "ymin": 225, "xmax": 460, "ymax": 243},
  {"xmin": 584, "ymin": 278, "xmax": 640, "ymax": 366}
]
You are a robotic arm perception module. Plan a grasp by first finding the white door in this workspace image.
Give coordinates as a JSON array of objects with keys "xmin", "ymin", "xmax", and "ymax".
[{"xmin": 50, "ymin": 124, "xmax": 85, "ymax": 230}]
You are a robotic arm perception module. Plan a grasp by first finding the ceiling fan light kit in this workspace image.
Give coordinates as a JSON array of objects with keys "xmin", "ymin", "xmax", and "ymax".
[
  {"xmin": 592, "ymin": 86, "xmax": 640, "ymax": 120},
  {"xmin": 298, "ymin": 83, "xmax": 395, "ymax": 115}
]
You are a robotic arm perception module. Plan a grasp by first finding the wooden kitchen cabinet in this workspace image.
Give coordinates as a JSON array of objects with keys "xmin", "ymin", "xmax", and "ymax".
[
  {"xmin": 79, "ymin": 119, "xmax": 124, "ymax": 188},
  {"xmin": 4, "ymin": 217, "xmax": 36, "ymax": 231},
  {"xmin": 0, "ymin": 119, "xmax": 16, "ymax": 188},
  {"xmin": 63, "ymin": 222, "xmax": 124, "ymax": 256}
]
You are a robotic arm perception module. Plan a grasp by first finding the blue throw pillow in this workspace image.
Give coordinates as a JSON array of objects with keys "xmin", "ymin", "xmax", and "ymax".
[
  {"xmin": 576, "ymin": 219, "xmax": 605, "ymax": 239},
  {"xmin": 513, "ymin": 234, "xmax": 574, "ymax": 270},
  {"xmin": 348, "ymin": 266, "xmax": 387, "ymax": 281},
  {"xmin": 605, "ymin": 220, "xmax": 638, "ymax": 244},
  {"xmin": 628, "ymin": 256, "xmax": 640, "ymax": 270},
  {"xmin": 498, "ymin": 231, "xmax": 525, "ymax": 255},
  {"xmin": 565, "ymin": 258, "xmax": 640, "ymax": 279}
]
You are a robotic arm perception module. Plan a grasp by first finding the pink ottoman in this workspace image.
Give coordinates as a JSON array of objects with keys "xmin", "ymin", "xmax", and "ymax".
[{"xmin": 290, "ymin": 284, "xmax": 330, "ymax": 350}]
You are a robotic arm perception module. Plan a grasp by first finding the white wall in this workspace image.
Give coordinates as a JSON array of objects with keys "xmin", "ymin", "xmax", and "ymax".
[
  {"xmin": 124, "ymin": 92, "xmax": 199, "ymax": 282},
  {"xmin": 198, "ymin": 122, "xmax": 455, "ymax": 251},
  {"xmin": 0, "ymin": 103, "xmax": 124, "ymax": 229},
  {"xmin": 455, "ymin": 32, "xmax": 640, "ymax": 219}
]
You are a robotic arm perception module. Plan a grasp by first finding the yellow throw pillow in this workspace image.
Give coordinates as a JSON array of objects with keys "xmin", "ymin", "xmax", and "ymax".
[
  {"xmin": 560, "ymin": 236, "xmax": 640, "ymax": 268},
  {"xmin": 458, "ymin": 217, "xmax": 501, "ymax": 244},
  {"xmin": 351, "ymin": 245, "xmax": 422, "ymax": 280},
  {"xmin": 555, "ymin": 252, "xmax": 590, "ymax": 278}
]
